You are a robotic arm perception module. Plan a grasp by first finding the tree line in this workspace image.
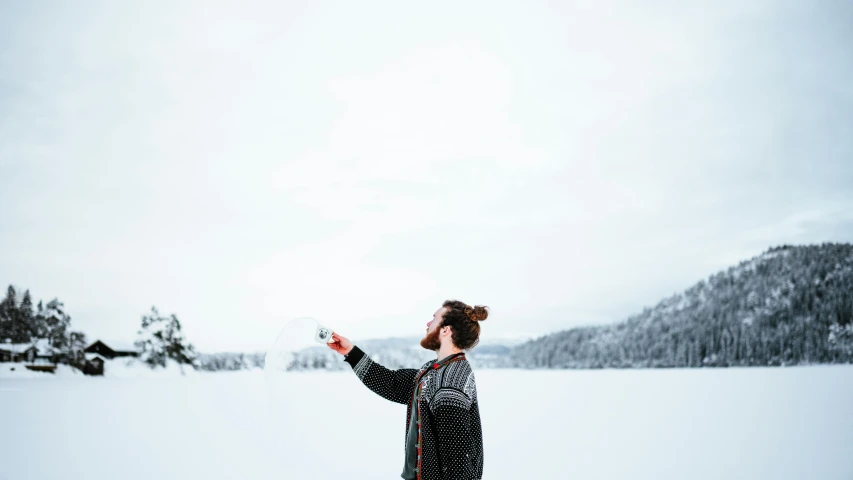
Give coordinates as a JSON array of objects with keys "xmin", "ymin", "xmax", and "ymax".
[
  {"xmin": 0, "ymin": 286, "xmax": 197, "ymax": 370},
  {"xmin": 511, "ymin": 243, "xmax": 853, "ymax": 368},
  {"xmin": 0, "ymin": 286, "xmax": 88, "ymax": 363},
  {"xmin": 6, "ymin": 243, "xmax": 852, "ymax": 372}
]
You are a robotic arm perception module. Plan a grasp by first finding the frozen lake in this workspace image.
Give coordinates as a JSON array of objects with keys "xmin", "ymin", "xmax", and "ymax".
[{"xmin": 1, "ymin": 365, "xmax": 852, "ymax": 479}]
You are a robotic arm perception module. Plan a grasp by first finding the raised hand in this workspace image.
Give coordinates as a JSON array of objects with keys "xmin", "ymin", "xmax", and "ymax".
[{"xmin": 328, "ymin": 332, "xmax": 353, "ymax": 356}]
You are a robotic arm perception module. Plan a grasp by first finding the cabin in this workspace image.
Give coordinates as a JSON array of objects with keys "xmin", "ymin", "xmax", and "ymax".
[
  {"xmin": 0, "ymin": 340, "xmax": 58, "ymax": 373},
  {"xmin": 81, "ymin": 340, "xmax": 138, "ymax": 376},
  {"xmin": 32, "ymin": 339, "xmax": 60, "ymax": 363},
  {"xmin": 0, "ymin": 343, "xmax": 38, "ymax": 363},
  {"xmin": 84, "ymin": 340, "xmax": 139, "ymax": 359},
  {"xmin": 83, "ymin": 353, "xmax": 107, "ymax": 376}
]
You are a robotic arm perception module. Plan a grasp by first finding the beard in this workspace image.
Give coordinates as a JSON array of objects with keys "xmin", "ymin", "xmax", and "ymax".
[{"xmin": 420, "ymin": 327, "xmax": 441, "ymax": 351}]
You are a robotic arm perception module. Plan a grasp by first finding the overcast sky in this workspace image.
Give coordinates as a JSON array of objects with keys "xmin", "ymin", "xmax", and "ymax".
[{"xmin": 1, "ymin": 0, "xmax": 852, "ymax": 352}]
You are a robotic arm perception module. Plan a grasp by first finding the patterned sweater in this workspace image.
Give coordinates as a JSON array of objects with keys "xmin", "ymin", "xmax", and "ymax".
[{"xmin": 344, "ymin": 346, "xmax": 484, "ymax": 480}]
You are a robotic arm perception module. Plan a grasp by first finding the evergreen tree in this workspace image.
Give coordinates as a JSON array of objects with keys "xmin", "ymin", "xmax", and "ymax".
[
  {"xmin": 68, "ymin": 331, "xmax": 88, "ymax": 365},
  {"xmin": 42, "ymin": 299, "xmax": 71, "ymax": 349},
  {"xmin": 0, "ymin": 285, "xmax": 15, "ymax": 341},
  {"xmin": 828, "ymin": 323, "xmax": 853, "ymax": 361},
  {"xmin": 135, "ymin": 306, "xmax": 198, "ymax": 370},
  {"xmin": 20, "ymin": 290, "xmax": 34, "ymax": 337},
  {"xmin": 0, "ymin": 286, "xmax": 80, "ymax": 364},
  {"xmin": 0, "ymin": 286, "xmax": 34, "ymax": 343}
]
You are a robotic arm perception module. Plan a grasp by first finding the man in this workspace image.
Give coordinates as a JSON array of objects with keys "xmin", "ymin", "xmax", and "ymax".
[{"xmin": 328, "ymin": 300, "xmax": 488, "ymax": 480}]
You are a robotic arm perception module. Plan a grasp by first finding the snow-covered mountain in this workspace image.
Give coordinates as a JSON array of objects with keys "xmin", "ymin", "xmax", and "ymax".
[{"xmin": 512, "ymin": 243, "xmax": 853, "ymax": 368}]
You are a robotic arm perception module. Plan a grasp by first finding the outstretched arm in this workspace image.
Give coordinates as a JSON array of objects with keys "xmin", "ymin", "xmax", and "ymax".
[{"xmin": 329, "ymin": 332, "xmax": 418, "ymax": 405}]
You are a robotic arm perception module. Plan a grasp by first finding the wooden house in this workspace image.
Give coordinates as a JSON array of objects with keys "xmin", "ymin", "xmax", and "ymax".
[
  {"xmin": 85, "ymin": 340, "xmax": 139, "ymax": 360},
  {"xmin": 0, "ymin": 340, "xmax": 57, "ymax": 373},
  {"xmin": 32, "ymin": 339, "xmax": 60, "ymax": 363},
  {"xmin": 83, "ymin": 352, "xmax": 107, "ymax": 376},
  {"xmin": 0, "ymin": 342, "xmax": 38, "ymax": 363}
]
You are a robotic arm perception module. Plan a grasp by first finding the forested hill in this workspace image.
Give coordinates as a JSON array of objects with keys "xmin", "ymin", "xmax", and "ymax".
[{"xmin": 512, "ymin": 243, "xmax": 853, "ymax": 368}]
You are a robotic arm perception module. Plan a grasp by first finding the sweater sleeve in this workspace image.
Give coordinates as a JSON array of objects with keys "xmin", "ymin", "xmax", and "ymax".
[
  {"xmin": 343, "ymin": 345, "xmax": 419, "ymax": 405},
  {"xmin": 429, "ymin": 387, "xmax": 475, "ymax": 479}
]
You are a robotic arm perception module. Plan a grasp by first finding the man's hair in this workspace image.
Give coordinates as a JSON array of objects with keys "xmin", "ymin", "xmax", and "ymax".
[{"xmin": 440, "ymin": 299, "xmax": 489, "ymax": 350}]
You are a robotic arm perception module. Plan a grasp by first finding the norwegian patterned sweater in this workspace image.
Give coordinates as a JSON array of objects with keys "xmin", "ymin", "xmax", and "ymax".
[{"xmin": 344, "ymin": 346, "xmax": 484, "ymax": 480}]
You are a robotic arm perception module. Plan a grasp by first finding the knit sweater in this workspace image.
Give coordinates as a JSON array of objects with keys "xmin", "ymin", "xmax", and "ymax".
[{"xmin": 344, "ymin": 346, "xmax": 484, "ymax": 480}]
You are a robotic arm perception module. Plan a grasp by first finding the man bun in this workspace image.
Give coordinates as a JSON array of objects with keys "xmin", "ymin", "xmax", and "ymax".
[
  {"xmin": 442, "ymin": 300, "xmax": 489, "ymax": 350},
  {"xmin": 468, "ymin": 305, "xmax": 489, "ymax": 322}
]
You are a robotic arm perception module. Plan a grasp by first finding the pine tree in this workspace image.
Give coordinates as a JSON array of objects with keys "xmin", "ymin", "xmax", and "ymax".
[
  {"xmin": 0, "ymin": 287, "xmax": 34, "ymax": 343},
  {"xmin": 20, "ymin": 290, "xmax": 34, "ymax": 339},
  {"xmin": 0, "ymin": 285, "xmax": 15, "ymax": 341},
  {"xmin": 42, "ymin": 299, "xmax": 71, "ymax": 349},
  {"xmin": 34, "ymin": 300, "xmax": 45, "ymax": 337},
  {"xmin": 68, "ymin": 331, "xmax": 88, "ymax": 365},
  {"xmin": 135, "ymin": 306, "xmax": 198, "ymax": 370}
]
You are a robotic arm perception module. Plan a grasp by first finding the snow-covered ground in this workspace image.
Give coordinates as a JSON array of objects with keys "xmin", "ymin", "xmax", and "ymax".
[
  {"xmin": 1, "ymin": 365, "xmax": 851, "ymax": 480},
  {"xmin": 0, "ymin": 362, "xmax": 83, "ymax": 379},
  {"xmin": 0, "ymin": 358, "xmax": 198, "ymax": 380}
]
